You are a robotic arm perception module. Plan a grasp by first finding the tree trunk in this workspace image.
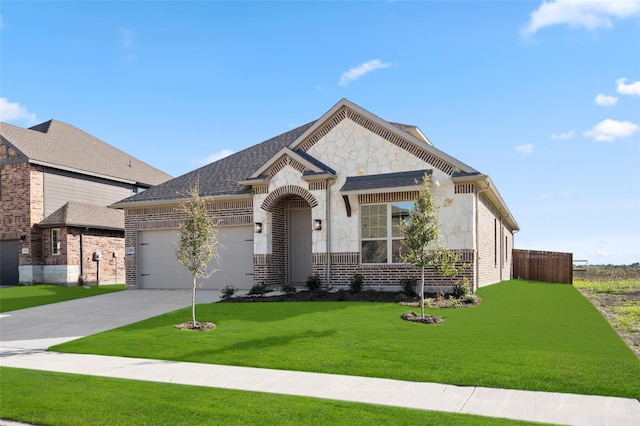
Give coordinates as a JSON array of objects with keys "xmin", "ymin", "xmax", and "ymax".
[
  {"xmin": 420, "ymin": 266, "xmax": 425, "ymax": 318},
  {"xmin": 192, "ymin": 275, "xmax": 197, "ymax": 327}
]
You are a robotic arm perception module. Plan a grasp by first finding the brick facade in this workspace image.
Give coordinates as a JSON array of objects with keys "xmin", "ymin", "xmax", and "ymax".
[{"xmin": 2, "ymin": 141, "xmax": 144, "ymax": 286}]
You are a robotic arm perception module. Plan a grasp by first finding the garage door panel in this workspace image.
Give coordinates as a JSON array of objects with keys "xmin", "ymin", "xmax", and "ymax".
[
  {"xmin": 1, "ymin": 240, "xmax": 20, "ymax": 286},
  {"xmin": 138, "ymin": 227, "xmax": 253, "ymax": 290}
]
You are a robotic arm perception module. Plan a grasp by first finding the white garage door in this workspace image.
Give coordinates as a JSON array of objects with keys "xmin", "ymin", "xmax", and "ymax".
[{"xmin": 137, "ymin": 226, "xmax": 253, "ymax": 290}]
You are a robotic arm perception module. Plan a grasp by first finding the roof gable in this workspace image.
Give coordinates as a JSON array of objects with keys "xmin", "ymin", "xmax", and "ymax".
[
  {"xmin": 0, "ymin": 120, "xmax": 171, "ymax": 186},
  {"xmin": 288, "ymin": 98, "xmax": 476, "ymax": 176}
]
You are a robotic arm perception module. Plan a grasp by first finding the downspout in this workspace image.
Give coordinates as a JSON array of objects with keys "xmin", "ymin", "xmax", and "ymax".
[
  {"xmin": 475, "ymin": 185, "xmax": 491, "ymax": 293},
  {"xmin": 325, "ymin": 178, "xmax": 334, "ymax": 288}
]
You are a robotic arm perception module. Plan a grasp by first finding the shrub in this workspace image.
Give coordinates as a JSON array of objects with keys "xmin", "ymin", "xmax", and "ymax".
[
  {"xmin": 247, "ymin": 283, "xmax": 269, "ymax": 297},
  {"xmin": 281, "ymin": 284, "xmax": 297, "ymax": 296},
  {"xmin": 400, "ymin": 278, "xmax": 417, "ymax": 296},
  {"xmin": 306, "ymin": 275, "xmax": 321, "ymax": 292},
  {"xmin": 452, "ymin": 277, "xmax": 471, "ymax": 299},
  {"xmin": 350, "ymin": 274, "xmax": 364, "ymax": 294},
  {"xmin": 220, "ymin": 285, "xmax": 236, "ymax": 300}
]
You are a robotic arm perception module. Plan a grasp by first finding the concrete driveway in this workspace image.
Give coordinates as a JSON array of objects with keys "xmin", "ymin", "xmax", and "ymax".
[{"xmin": 0, "ymin": 289, "xmax": 222, "ymax": 350}]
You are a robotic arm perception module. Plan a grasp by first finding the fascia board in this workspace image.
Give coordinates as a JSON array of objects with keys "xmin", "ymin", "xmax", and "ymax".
[
  {"xmin": 249, "ymin": 147, "xmax": 324, "ymax": 179},
  {"xmin": 110, "ymin": 193, "xmax": 252, "ymax": 210},
  {"xmin": 32, "ymin": 160, "xmax": 138, "ymax": 185},
  {"xmin": 340, "ymin": 185, "xmax": 420, "ymax": 196}
]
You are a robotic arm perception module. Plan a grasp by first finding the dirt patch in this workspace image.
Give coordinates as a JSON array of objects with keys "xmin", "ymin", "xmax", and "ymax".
[
  {"xmin": 175, "ymin": 321, "xmax": 216, "ymax": 331},
  {"xmin": 399, "ymin": 296, "xmax": 482, "ymax": 309},
  {"xmin": 401, "ymin": 311, "xmax": 444, "ymax": 324}
]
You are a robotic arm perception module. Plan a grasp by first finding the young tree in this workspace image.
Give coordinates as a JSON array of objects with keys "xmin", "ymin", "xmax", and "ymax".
[
  {"xmin": 400, "ymin": 174, "xmax": 462, "ymax": 318},
  {"xmin": 175, "ymin": 182, "xmax": 221, "ymax": 328}
]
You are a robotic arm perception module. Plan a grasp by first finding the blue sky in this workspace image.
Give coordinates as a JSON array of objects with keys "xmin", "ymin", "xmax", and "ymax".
[{"xmin": 2, "ymin": 1, "xmax": 639, "ymax": 265}]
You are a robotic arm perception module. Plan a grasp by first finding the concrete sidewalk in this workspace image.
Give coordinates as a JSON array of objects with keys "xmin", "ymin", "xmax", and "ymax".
[{"xmin": 1, "ymin": 290, "xmax": 640, "ymax": 425}]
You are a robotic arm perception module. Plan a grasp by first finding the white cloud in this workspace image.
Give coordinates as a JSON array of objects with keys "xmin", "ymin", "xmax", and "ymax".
[
  {"xmin": 515, "ymin": 144, "xmax": 535, "ymax": 154},
  {"xmin": 616, "ymin": 77, "xmax": 640, "ymax": 96},
  {"xmin": 594, "ymin": 94, "xmax": 618, "ymax": 106},
  {"xmin": 195, "ymin": 149, "xmax": 234, "ymax": 166},
  {"xmin": 583, "ymin": 118, "xmax": 640, "ymax": 142},
  {"xmin": 521, "ymin": 0, "xmax": 640, "ymax": 36},
  {"xmin": 339, "ymin": 59, "xmax": 392, "ymax": 87},
  {"xmin": 551, "ymin": 130, "xmax": 575, "ymax": 140},
  {"xmin": 0, "ymin": 98, "xmax": 37, "ymax": 124},
  {"xmin": 119, "ymin": 27, "xmax": 136, "ymax": 49}
]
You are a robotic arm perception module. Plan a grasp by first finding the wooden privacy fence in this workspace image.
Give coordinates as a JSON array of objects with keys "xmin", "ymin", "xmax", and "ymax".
[{"xmin": 512, "ymin": 249, "xmax": 573, "ymax": 284}]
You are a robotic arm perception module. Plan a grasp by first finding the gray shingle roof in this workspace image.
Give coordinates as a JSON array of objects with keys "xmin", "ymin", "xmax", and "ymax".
[
  {"xmin": 111, "ymin": 99, "xmax": 478, "ymax": 207},
  {"xmin": 113, "ymin": 121, "xmax": 317, "ymax": 205},
  {"xmin": 340, "ymin": 170, "xmax": 432, "ymax": 193},
  {"xmin": 0, "ymin": 120, "xmax": 172, "ymax": 187},
  {"xmin": 38, "ymin": 202, "xmax": 124, "ymax": 230}
]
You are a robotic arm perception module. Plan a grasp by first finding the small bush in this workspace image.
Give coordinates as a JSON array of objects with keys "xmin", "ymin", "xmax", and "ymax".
[
  {"xmin": 306, "ymin": 275, "xmax": 321, "ymax": 292},
  {"xmin": 247, "ymin": 283, "xmax": 269, "ymax": 297},
  {"xmin": 400, "ymin": 278, "xmax": 417, "ymax": 296},
  {"xmin": 220, "ymin": 285, "xmax": 236, "ymax": 300},
  {"xmin": 350, "ymin": 274, "xmax": 364, "ymax": 294},
  {"xmin": 281, "ymin": 284, "xmax": 297, "ymax": 296},
  {"xmin": 452, "ymin": 277, "xmax": 471, "ymax": 299}
]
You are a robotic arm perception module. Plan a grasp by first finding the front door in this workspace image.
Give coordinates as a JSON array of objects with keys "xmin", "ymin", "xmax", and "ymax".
[{"xmin": 289, "ymin": 209, "xmax": 312, "ymax": 284}]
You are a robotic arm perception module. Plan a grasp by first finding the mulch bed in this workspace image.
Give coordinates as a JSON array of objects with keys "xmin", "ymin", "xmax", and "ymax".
[
  {"xmin": 401, "ymin": 311, "xmax": 444, "ymax": 324},
  {"xmin": 175, "ymin": 321, "xmax": 216, "ymax": 331}
]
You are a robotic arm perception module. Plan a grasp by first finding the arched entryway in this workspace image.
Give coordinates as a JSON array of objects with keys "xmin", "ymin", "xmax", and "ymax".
[{"xmin": 261, "ymin": 186, "xmax": 318, "ymax": 286}]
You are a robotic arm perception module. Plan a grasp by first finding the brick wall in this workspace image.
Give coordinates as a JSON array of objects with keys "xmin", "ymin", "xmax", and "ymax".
[
  {"xmin": 309, "ymin": 250, "xmax": 474, "ymax": 290},
  {"xmin": 0, "ymin": 160, "xmax": 45, "ymax": 270},
  {"xmin": 476, "ymin": 193, "xmax": 514, "ymax": 287}
]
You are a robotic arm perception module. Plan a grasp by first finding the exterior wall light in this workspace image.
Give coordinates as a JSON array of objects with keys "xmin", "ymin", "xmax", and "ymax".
[
  {"xmin": 313, "ymin": 219, "xmax": 322, "ymax": 231},
  {"xmin": 254, "ymin": 222, "xmax": 263, "ymax": 233}
]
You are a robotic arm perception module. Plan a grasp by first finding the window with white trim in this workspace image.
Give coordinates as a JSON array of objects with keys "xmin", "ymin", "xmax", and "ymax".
[
  {"xmin": 360, "ymin": 202, "xmax": 413, "ymax": 264},
  {"xmin": 52, "ymin": 228, "xmax": 61, "ymax": 255}
]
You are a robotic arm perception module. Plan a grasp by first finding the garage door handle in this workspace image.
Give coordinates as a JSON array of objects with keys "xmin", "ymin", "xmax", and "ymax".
[
  {"xmin": 140, "ymin": 243, "xmax": 150, "ymax": 246},
  {"xmin": 141, "ymin": 274, "xmax": 150, "ymax": 276},
  {"xmin": 244, "ymin": 239, "xmax": 253, "ymax": 242}
]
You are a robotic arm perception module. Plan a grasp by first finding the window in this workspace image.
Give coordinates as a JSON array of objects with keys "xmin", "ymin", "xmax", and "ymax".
[
  {"xmin": 52, "ymin": 228, "xmax": 61, "ymax": 255},
  {"xmin": 361, "ymin": 202, "xmax": 413, "ymax": 264}
]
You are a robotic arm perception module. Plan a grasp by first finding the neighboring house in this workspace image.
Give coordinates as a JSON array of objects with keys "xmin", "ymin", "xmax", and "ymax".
[
  {"xmin": 113, "ymin": 99, "xmax": 519, "ymax": 292},
  {"xmin": 0, "ymin": 120, "xmax": 172, "ymax": 285}
]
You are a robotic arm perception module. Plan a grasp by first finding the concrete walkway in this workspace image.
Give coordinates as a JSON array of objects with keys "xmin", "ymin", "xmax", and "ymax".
[{"xmin": 1, "ymin": 290, "xmax": 639, "ymax": 426}]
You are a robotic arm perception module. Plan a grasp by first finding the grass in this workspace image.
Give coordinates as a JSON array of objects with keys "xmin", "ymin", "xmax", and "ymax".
[
  {"xmin": 574, "ymin": 278, "xmax": 640, "ymax": 355},
  {"xmin": 0, "ymin": 284, "xmax": 125, "ymax": 313},
  {"xmin": 0, "ymin": 367, "xmax": 537, "ymax": 426},
  {"xmin": 52, "ymin": 280, "xmax": 640, "ymax": 398}
]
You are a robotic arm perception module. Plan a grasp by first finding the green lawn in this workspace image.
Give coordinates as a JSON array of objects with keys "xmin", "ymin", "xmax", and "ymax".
[
  {"xmin": 52, "ymin": 280, "xmax": 640, "ymax": 398},
  {"xmin": 0, "ymin": 367, "xmax": 536, "ymax": 426},
  {"xmin": 0, "ymin": 284, "xmax": 125, "ymax": 313}
]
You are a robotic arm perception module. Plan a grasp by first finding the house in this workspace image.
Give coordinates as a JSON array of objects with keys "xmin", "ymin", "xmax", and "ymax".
[
  {"xmin": 0, "ymin": 120, "xmax": 172, "ymax": 285},
  {"xmin": 112, "ymin": 99, "xmax": 519, "ymax": 292}
]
